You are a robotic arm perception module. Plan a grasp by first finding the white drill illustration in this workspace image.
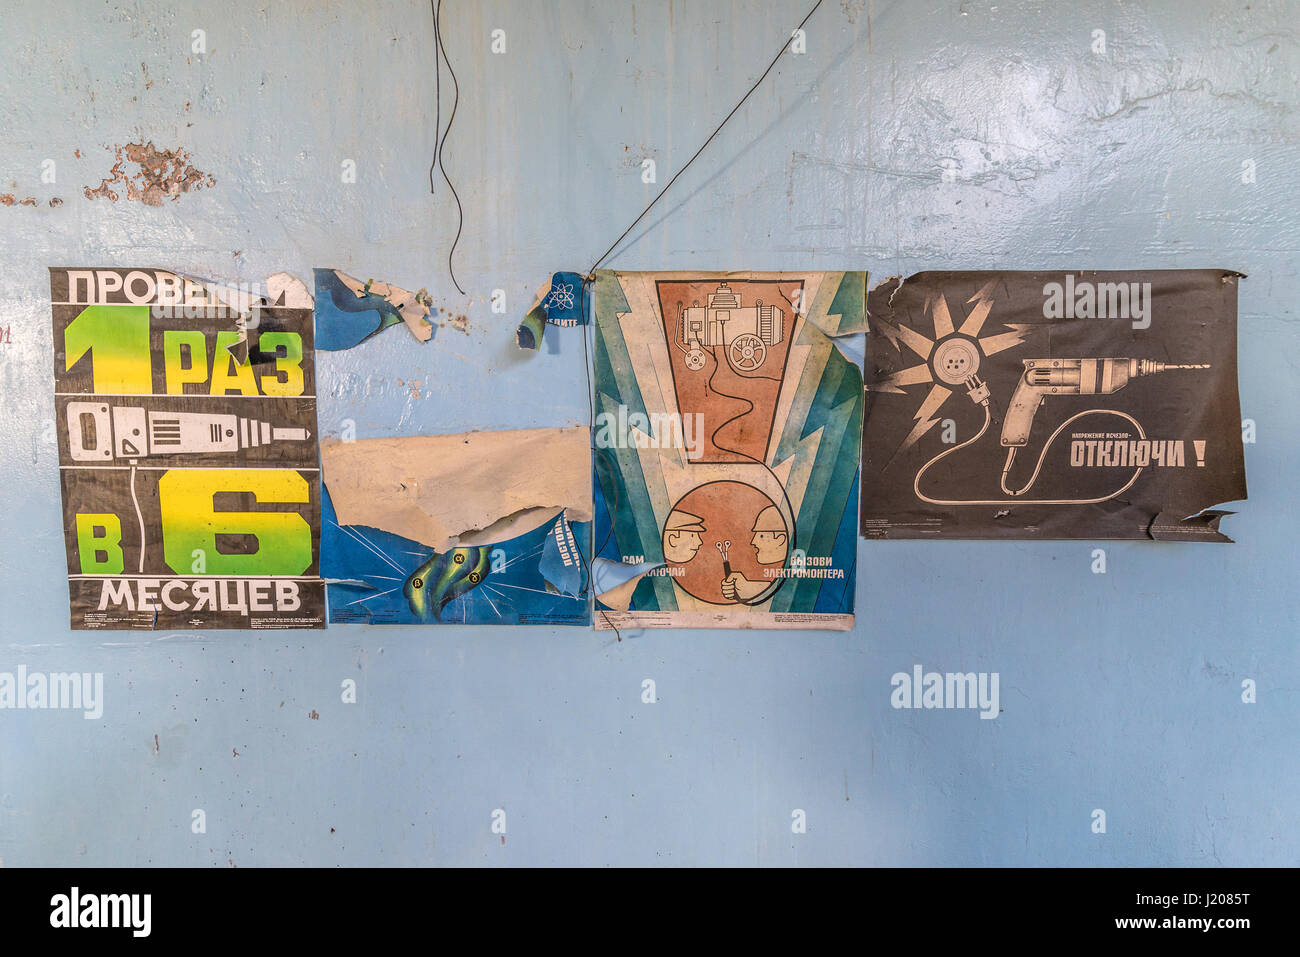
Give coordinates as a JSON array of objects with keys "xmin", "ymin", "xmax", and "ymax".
[{"xmin": 65, "ymin": 401, "xmax": 312, "ymax": 462}]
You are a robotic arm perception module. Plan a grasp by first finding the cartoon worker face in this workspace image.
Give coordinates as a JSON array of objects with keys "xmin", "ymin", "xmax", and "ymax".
[
  {"xmin": 750, "ymin": 506, "xmax": 788, "ymax": 564},
  {"xmin": 663, "ymin": 509, "xmax": 706, "ymax": 562}
]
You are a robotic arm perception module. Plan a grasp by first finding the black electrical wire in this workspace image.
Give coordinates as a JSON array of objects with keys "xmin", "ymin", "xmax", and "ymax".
[
  {"xmin": 585, "ymin": 0, "xmax": 823, "ymax": 276},
  {"xmin": 429, "ymin": 0, "xmax": 466, "ymax": 294},
  {"xmin": 579, "ymin": 0, "xmax": 825, "ymax": 619}
]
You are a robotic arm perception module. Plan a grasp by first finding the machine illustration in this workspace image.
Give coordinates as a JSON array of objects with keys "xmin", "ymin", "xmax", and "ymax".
[
  {"xmin": 676, "ymin": 282, "xmax": 785, "ymax": 372},
  {"xmin": 912, "ymin": 354, "xmax": 1210, "ymax": 504},
  {"xmin": 66, "ymin": 401, "xmax": 312, "ymax": 462},
  {"xmin": 1002, "ymin": 358, "xmax": 1209, "ymax": 449}
]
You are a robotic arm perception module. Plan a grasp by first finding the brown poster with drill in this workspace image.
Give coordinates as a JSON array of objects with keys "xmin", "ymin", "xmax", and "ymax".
[{"xmin": 860, "ymin": 270, "xmax": 1247, "ymax": 541}]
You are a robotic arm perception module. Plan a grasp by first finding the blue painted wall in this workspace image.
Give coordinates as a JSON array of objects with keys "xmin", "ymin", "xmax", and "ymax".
[{"xmin": 0, "ymin": 0, "xmax": 1295, "ymax": 865}]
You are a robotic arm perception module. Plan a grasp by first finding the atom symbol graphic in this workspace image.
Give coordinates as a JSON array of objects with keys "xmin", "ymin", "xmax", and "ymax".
[{"xmin": 544, "ymin": 282, "xmax": 575, "ymax": 311}]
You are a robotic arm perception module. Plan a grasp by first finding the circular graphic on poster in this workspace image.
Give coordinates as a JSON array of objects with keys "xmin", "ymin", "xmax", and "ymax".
[{"xmin": 661, "ymin": 481, "xmax": 790, "ymax": 605}]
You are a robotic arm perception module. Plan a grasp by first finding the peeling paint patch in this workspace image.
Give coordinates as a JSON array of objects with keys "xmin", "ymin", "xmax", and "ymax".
[
  {"xmin": 84, "ymin": 152, "xmax": 127, "ymax": 201},
  {"xmin": 83, "ymin": 141, "xmax": 215, "ymax": 205}
]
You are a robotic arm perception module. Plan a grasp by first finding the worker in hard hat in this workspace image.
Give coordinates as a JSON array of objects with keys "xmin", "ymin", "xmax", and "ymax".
[
  {"xmin": 749, "ymin": 506, "xmax": 789, "ymax": 564},
  {"xmin": 721, "ymin": 506, "xmax": 788, "ymax": 602},
  {"xmin": 662, "ymin": 509, "xmax": 706, "ymax": 563}
]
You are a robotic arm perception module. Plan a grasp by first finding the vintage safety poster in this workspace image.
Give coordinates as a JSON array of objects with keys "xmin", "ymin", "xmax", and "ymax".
[
  {"xmin": 591, "ymin": 270, "xmax": 864, "ymax": 630},
  {"xmin": 860, "ymin": 270, "xmax": 1248, "ymax": 541},
  {"xmin": 51, "ymin": 268, "xmax": 325, "ymax": 629},
  {"xmin": 319, "ymin": 427, "xmax": 594, "ymax": 627}
]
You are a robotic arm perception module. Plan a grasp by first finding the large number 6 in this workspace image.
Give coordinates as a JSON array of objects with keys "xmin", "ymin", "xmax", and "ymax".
[{"xmin": 158, "ymin": 469, "xmax": 313, "ymax": 576}]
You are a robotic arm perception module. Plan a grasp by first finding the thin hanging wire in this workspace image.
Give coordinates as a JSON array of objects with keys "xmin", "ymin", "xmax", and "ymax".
[
  {"xmin": 585, "ymin": 0, "xmax": 823, "ymax": 276},
  {"xmin": 429, "ymin": 0, "xmax": 466, "ymax": 294}
]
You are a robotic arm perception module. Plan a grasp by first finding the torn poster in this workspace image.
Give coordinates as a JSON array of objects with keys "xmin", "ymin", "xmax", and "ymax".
[
  {"xmin": 591, "ymin": 271, "xmax": 864, "ymax": 630},
  {"xmin": 321, "ymin": 427, "xmax": 592, "ymax": 625},
  {"xmin": 313, "ymin": 268, "xmax": 434, "ymax": 350},
  {"xmin": 516, "ymin": 271, "xmax": 589, "ymax": 350},
  {"xmin": 51, "ymin": 267, "xmax": 325, "ymax": 629},
  {"xmin": 861, "ymin": 270, "xmax": 1248, "ymax": 541}
]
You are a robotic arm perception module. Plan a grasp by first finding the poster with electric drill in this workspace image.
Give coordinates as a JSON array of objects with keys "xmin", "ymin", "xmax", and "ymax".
[
  {"xmin": 51, "ymin": 268, "xmax": 325, "ymax": 629},
  {"xmin": 591, "ymin": 270, "xmax": 863, "ymax": 630},
  {"xmin": 860, "ymin": 270, "xmax": 1248, "ymax": 541}
]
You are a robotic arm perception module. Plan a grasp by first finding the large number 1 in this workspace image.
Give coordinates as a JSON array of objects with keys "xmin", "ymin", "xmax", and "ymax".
[{"xmin": 62, "ymin": 304, "xmax": 152, "ymax": 394}]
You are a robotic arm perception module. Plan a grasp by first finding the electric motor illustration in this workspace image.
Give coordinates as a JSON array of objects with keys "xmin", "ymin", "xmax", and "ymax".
[
  {"xmin": 677, "ymin": 282, "xmax": 785, "ymax": 372},
  {"xmin": 65, "ymin": 401, "xmax": 312, "ymax": 462}
]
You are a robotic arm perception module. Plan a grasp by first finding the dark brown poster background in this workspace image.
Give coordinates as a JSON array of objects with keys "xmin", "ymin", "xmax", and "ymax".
[{"xmin": 860, "ymin": 270, "xmax": 1247, "ymax": 541}]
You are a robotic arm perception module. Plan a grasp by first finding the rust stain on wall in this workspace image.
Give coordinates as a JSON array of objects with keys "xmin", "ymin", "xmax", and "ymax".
[{"xmin": 83, "ymin": 141, "xmax": 216, "ymax": 205}]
